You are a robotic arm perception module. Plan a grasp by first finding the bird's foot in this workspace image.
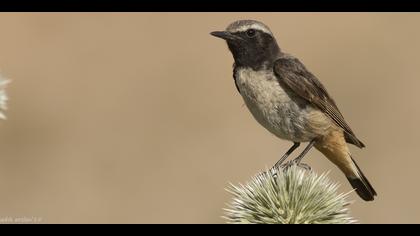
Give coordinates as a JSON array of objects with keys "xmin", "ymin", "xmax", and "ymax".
[
  {"xmin": 267, "ymin": 160, "xmax": 311, "ymax": 179},
  {"xmin": 280, "ymin": 159, "xmax": 312, "ymax": 171}
]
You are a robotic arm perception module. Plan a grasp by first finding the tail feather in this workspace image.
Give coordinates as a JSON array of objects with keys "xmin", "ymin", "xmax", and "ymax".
[
  {"xmin": 314, "ymin": 130, "xmax": 376, "ymax": 201},
  {"xmin": 347, "ymin": 155, "xmax": 377, "ymax": 201}
]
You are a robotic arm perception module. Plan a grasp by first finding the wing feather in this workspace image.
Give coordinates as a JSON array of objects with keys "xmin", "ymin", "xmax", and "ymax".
[{"xmin": 273, "ymin": 55, "xmax": 365, "ymax": 148}]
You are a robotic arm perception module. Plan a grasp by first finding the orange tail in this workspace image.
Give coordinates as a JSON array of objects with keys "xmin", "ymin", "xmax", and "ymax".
[{"xmin": 315, "ymin": 130, "xmax": 377, "ymax": 201}]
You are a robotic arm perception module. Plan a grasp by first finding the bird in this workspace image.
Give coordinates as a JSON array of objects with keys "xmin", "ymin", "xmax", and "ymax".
[{"xmin": 210, "ymin": 20, "xmax": 376, "ymax": 201}]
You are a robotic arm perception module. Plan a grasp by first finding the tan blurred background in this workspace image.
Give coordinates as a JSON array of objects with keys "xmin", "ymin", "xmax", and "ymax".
[{"xmin": 0, "ymin": 13, "xmax": 418, "ymax": 223}]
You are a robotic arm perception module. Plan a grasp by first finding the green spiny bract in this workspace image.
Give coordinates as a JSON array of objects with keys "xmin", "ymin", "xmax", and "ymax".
[{"xmin": 224, "ymin": 165, "xmax": 355, "ymax": 224}]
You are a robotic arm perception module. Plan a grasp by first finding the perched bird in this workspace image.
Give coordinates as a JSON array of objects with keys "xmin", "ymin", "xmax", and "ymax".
[{"xmin": 211, "ymin": 20, "xmax": 376, "ymax": 201}]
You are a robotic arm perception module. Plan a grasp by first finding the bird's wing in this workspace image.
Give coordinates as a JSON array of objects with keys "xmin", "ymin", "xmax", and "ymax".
[{"xmin": 273, "ymin": 55, "xmax": 365, "ymax": 148}]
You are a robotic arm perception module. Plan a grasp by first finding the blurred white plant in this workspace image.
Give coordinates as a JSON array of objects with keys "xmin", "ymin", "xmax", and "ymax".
[
  {"xmin": 224, "ymin": 165, "xmax": 356, "ymax": 224},
  {"xmin": 0, "ymin": 74, "xmax": 10, "ymax": 120}
]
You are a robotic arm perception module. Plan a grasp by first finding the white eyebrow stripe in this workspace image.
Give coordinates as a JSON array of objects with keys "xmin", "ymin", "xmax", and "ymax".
[{"xmin": 229, "ymin": 24, "xmax": 272, "ymax": 35}]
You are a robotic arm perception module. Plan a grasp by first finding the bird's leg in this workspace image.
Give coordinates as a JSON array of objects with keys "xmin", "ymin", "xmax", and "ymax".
[
  {"xmin": 273, "ymin": 142, "xmax": 300, "ymax": 169},
  {"xmin": 293, "ymin": 139, "xmax": 316, "ymax": 164},
  {"xmin": 281, "ymin": 139, "xmax": 316, "ymax": 171}
]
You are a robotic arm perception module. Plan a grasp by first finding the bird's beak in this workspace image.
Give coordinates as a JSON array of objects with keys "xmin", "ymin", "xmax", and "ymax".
[{"xmin": 210, "ymin": 31, "xmax": 242, "ymax": 42}]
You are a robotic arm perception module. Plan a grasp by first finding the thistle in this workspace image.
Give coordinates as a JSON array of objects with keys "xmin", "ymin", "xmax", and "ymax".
[{"xmin": 224, "ymin": 165, "xmax": 356, "ymax": 224}]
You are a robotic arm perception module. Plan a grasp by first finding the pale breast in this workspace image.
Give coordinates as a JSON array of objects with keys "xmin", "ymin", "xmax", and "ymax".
[{"xmin": 235, "ymin": 67, "xmax": 331, "ymax": 142}]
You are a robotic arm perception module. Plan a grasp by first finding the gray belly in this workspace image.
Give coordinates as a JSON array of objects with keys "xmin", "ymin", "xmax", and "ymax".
[{"xmin": 235, "ymin": 68, "xmax": 331, "ymax": 142}]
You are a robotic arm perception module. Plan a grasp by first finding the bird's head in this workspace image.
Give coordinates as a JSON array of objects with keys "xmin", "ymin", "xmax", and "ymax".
[{"xmin": 211, "ymin": 20, "xmax": 281, "ymax": 69}]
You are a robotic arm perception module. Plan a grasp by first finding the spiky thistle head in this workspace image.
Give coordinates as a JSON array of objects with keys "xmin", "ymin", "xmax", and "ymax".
[
  {"xmin": 0, "ymin": 74, "xmax": 10, "ymax": 120},
  {"xmin": 224, "ymin": 165, "xmax": 356, "ymax": 224}
]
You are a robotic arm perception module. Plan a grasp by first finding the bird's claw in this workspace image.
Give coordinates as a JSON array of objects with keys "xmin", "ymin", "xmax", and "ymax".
[
  {"xmin": 296, "ymin": 162, "xmax": 312, "ymax": 171},
  {"xmin": 280, "ymin": 160, "xmax": 312, "ymax": 171},
  {"xmin": 267, "ymin": 160, "xmax": 312, "ymax": 179}
]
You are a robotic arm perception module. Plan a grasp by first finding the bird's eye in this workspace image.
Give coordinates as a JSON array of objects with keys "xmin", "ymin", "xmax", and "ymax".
[{"xmin": 246, "ymin": 29, "xmax": 256, "ymax": 38}]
